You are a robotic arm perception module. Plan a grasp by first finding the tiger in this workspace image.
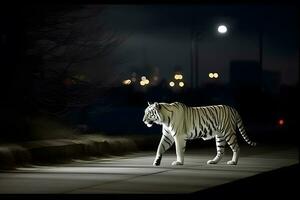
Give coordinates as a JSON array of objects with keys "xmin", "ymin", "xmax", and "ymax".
[{"xmin": 142, "ymin": 102, "xmax": 256, "ymax": 166}]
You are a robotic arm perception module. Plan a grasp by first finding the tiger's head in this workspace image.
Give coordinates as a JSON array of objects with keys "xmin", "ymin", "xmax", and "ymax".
[{"xmin": 143, "ymin": 102, "xmax": 162, "ymax": 127}]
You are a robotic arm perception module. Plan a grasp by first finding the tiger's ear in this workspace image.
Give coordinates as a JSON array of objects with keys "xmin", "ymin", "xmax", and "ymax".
[
  {"xmin": 154, "ymin": 102, "xmax": 161, "ymax": 110},
  {"xmin": 147, "ymin": 102, "xmax": 151, "ymax": 106}
]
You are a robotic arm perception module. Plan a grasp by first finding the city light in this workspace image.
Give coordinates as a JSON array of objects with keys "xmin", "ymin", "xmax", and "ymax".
[
  {"xmin": 140, "ymin": 80, "xmax": 145, "ymax": 86},
  {"xmin": 122, "ymin": 79, "xmax": 131, "ymax": 85},
  {"xmin": 209, "ymin": 72, "xmax": 219, "ymax": 79},
  {"xmin": 169, "ymin": 81, "xmax": 175, "ymax": 87},
  {"xmin": 179, "ymin": 82, "xmax": 184, "ymax": 87},
  {"xmin": 174, "ymin": 74, "xmax": 183, "ymax": 80},
  {"xmin": 144, "ymin": 79, "xmax": 150, "ymax": 84},
  {"xmin": 218, "ymin": 25, "xmax": 227, "ymax": 34},
  {"xmin": 278, "ymin": 118, "xmax": 285, "ymax": 126},
  {"xmin": 139, "ymin": 76, "xmax": 150, "ymax": 86}
]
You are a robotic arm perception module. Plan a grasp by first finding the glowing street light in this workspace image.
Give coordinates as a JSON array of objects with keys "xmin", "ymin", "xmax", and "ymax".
[
  {"xmin": 169, "ymin": 81, "xmax": 175, "ymax": 87},
  {"xmin": 218, "ymin": 25, "xmax": 227, "ymax": 34},
  {"xmin": 179, "ymin": 82, "xmax": 185, "ymax": 87}
]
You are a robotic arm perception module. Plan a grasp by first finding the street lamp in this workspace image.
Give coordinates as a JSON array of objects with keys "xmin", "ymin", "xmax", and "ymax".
[
  {"xmin": 217, "ymin": 25, "xmax": 228, "ymax": 34},
  {"xmin": 191, "ymin": 23, "xmax": 228, "ymax": 88}
]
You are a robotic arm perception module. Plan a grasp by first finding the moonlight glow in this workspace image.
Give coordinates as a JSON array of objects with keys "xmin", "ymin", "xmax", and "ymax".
[{"xmin": 218, "ymin": 25, "xmax": 227, "ymax": 34}]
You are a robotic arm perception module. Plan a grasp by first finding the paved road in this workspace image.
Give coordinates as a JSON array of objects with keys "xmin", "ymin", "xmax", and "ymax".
[{"xmin": 0, "ymin": 144, "xmax": 298, "ymax": 194}]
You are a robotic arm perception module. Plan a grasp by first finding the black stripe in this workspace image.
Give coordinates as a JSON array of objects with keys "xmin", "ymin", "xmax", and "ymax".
[
  {"xmin": 211, "ymin": 106, "xmax": 220, "ymax": 127},
  {"xmin": 197, "ymin": 109, "xmax": 204, "ymax": 132},
  {"xmin": 225, "ymin": 133, "xmax": 233, "ymax": 141},
  {"xmin": 228, "ymin": 138, "xmax": 237, "ymax": 147},
  {"xmin": 165, "ymin": 135, "xmax": 172, "ymax": 143},
  {"xmin": 207, "ymin": 108, "xmax": 217, "ymax": 128},
  {"xmin": 163, "ymin": 137, "xmax": 172, "ymax": 146},
  {"xmin": 217, "ymin": 139, "xmax": 225, "ymax": 143},
  {"xmin": 217, "ymin": 145, "xmax": 225, "ymax": 148},
  {"xmin": 167, "ymin": 117, "xmax": 170, "ymax": 126},
  {"xmin": 192, "ymin": 109, "xmax": 196, "ymax": 129},
  {"xmin": 232, "ymin": 142, "xmax": 237, "ymax": 149},
  {"xmin": 173, "ymin": 103, "xmax": 179, "ymax": 109},
  {"xmin": 161, "ymin": 104, "xmax": 173, "ymax": 113},
  {"xmin": 204, "ymin": 108, "xmax": 215, "ymax": 129},
  {"xmin": 173, "ymin": 129, "xmax": 177, "ymax": 137},
  {"xmin": 163, "ymin": 128, "xmax": 169, "ymax": 134},
  {"xmin": 161, "ymin": 143, "xmax": 166, "ymax": 152}
]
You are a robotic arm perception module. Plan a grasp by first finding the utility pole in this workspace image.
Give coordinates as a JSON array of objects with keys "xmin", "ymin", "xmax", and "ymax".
[
  {"xmin": 190, "ymin": 29, "xmax": 200, "ymax": 89},
  {"xmin": 194, "ymin": 31, "xmax": 200, "ymax": 88},
  {"xmin": 259, "ymin": 25, "xmax": 263, "ymax": 69},
  {"xmin": 190, "ymin": 29, "xmax": 195, "ymax": 89}
]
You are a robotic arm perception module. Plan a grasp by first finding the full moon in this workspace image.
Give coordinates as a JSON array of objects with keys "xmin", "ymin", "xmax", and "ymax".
[{"xmin": 218, "ymin": 25, "xmax": 227, "ymax": 34}]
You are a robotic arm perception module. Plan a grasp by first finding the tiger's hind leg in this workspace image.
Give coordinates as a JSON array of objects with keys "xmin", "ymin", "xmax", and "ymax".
[
  {"xmin": 207, "ymin": 135, "xmax": 226, "ymax": 164},
  {"xmin": 224, "ymin": 131, "xmax": 240, "ymax": 165}
]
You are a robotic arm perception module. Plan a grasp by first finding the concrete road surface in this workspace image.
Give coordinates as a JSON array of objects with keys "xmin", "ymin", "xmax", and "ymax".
[{"xmin": 0, "ymin": 144, "xmax": 298, "ymax": 194}]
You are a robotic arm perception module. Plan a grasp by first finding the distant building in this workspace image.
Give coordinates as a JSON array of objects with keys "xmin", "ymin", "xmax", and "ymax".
[
  {"xmin": 229, "ymin": 60, "xmax": 262, "ymax": 90},
  {"xmin": 262, "ymin": 70, "xmax": 281, "ymax": 94}
]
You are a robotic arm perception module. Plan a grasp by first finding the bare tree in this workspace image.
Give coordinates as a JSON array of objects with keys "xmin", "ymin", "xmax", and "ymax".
[{"xmin": 26, "ymin": 5, "xmax": 126, "ymax": 117}]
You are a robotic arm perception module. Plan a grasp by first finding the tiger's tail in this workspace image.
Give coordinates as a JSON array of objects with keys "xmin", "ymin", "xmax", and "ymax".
[{"xmin": 235, "ymin": 111, "xmax": 257, "ymax": 147}]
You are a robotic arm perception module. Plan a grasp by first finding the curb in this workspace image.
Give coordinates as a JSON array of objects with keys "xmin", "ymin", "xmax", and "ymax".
[{"xmin": 0, "ymin": 135, "xmax": 159, "ymax": 170}]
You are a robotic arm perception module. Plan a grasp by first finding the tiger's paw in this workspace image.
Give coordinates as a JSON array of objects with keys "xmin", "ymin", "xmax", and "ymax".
[
  {"xmin": 227, "ymin": 160, "xmax": 237, "ymax": 165},
  {"xmin": 207, "ymin": 160, "xmax": 218, "ymax": 164},
  {"xmin": 153, "ymin": 160, "xmax": 161, "ymax": 166},
  {"xmin": 172, "ymin": 161, "xmax": 183, "ymax": 166}
]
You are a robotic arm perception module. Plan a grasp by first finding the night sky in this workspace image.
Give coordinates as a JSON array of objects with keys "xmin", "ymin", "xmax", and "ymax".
[{"xmin": 101, "ymin": 5, "xmax": 298, "ymax": 86}]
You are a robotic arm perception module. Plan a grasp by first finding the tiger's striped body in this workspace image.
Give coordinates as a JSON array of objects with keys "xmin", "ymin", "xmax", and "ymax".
[{"xmin": 143, "ymin": 102, "xmax": 256, "ymax": 166}]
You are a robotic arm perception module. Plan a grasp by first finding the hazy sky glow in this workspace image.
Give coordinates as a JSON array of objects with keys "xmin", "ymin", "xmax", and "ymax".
[{"xmin": 102, "ymin": 5, "xmax": 298, "ymax": 86}]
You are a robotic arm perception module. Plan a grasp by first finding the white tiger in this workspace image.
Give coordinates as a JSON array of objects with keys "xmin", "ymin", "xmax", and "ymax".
[{"xmin": 142, "ymin": 102, "xmax": 256, "ymax": 166}]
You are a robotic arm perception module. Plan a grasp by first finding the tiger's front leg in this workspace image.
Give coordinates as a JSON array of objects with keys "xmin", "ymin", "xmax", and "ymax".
[
  {"xmin": 153, "ymin": 134, "xmax": 174, "ymax": 166},
  {"xmin": 172, "ymin": 135, "xmax": 186, "ymax": 166}
]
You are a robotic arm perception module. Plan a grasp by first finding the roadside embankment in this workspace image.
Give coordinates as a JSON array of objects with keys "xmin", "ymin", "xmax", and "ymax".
[{"xmin": 0, "ymin": 134, "xmax": 159, "ymax": 170}]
